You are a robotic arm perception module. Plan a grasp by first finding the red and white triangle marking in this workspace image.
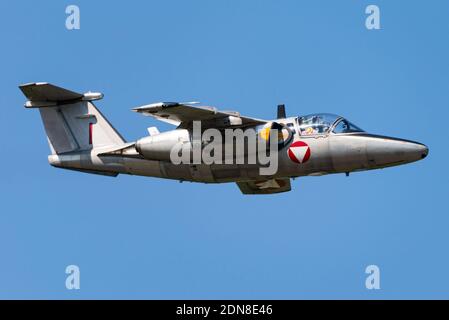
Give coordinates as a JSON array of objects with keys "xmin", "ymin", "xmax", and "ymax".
[{"xmin": 288, "ymin": 141, "xmax": 311, "ymax": 164}]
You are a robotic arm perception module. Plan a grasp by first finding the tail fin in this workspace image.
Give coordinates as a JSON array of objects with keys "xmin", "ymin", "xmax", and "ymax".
[{"xmin": 20, "ymin": 83, "xmax": 126, "ymax": 154}]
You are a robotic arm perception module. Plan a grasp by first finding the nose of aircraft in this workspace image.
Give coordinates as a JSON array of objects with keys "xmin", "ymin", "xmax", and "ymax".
[
  {"xmin": 365, "ymin": 135, "xmax": 429, "ymax": 168},
  {"xmin": 420, "ymin": 144, "xmax": 429, "ymax": 159}
]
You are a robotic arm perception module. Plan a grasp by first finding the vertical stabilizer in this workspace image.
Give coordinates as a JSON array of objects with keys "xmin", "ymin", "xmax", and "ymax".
[{"xmin": 20, "ymin": 83, "xmax": 125, "ymax": 155}]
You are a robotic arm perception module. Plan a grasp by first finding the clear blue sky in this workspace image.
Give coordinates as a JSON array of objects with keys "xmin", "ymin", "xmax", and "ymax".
[{"xmin": 0, "ymin": 0, "xmax": 448, "ymax": 299}]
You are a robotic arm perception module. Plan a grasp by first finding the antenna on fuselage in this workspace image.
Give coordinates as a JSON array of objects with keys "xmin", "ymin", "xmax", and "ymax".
[{"xmin": 277, "ymin": 104, "xmax": 286, "ymax": 119}]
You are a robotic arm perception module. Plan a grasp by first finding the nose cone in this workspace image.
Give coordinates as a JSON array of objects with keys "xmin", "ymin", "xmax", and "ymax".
[
  {"xmin": 420, "ymin": 144, "xmax": 429, "ymax": 159},
  {"xmin": 366, "ymin": 135, "xmax": 429, "ymax": 168}
]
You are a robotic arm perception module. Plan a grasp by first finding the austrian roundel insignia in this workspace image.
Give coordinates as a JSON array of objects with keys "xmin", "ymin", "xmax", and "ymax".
[{"xmin": 287, "ymin": 141, "xmax": 311, "ymax": 164}]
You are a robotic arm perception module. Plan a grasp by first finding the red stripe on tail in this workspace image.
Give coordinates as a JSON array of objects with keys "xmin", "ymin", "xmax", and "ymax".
[{"xmin": 89, "ymin": 123, "xmax": 93, "ymax": 145}]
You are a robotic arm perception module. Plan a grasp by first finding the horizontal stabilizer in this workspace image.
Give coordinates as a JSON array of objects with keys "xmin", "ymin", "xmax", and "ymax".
[
  {"xmin": 20, "ymin": 82, "xmax": 83, "ymax": 102},
  {"xmin": 19, "ymin": 82, "xmax": 103, "ymax": 107},
  {"xmin": 97, "ymin": 143, "xmax": 139, "ymax": 157}
]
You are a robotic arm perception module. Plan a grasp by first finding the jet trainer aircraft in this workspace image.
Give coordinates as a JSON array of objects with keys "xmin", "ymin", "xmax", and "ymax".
[{"xmin": 20, "ymin": 82, "xmax": 429, "ymax": 195}]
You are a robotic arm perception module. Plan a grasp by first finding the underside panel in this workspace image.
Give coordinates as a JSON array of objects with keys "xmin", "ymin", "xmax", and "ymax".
[{"xmin": 236, "ymin": 178, "xmax": 292, "ymax": 195}]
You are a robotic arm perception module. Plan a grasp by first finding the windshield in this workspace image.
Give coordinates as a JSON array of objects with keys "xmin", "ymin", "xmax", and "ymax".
[
  {"xmin": 297, "ymin": 113, "xmax": 341, "ymax": 136},
  {"xmin": 332, "ymin": 119, "xmax": 364, "ymax": 134}
]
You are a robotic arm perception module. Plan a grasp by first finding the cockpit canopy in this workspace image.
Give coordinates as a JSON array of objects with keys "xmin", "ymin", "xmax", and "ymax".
[{"xmin": 297, "ymin": 113, "xmax": 364, "ymax": 136}]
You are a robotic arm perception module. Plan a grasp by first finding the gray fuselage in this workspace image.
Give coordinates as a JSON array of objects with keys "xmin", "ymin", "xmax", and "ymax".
[{"xmin": 48, "ymin": 116, "xmax": 428, "ymax": 183}]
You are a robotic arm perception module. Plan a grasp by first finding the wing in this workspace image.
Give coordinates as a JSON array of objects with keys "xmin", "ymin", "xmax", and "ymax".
[
  {"xmin": 132, "ymin": 102, "xmax": 267, "ymax": 128},
  {"xmin": 236, "ymin": 178, "xmax": 292, "ymax": 195}
]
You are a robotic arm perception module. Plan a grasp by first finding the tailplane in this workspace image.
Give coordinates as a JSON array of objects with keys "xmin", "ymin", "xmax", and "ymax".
[{"xmin": 20, "ymin": 82, "xmax": 125, "ymax": 154}]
